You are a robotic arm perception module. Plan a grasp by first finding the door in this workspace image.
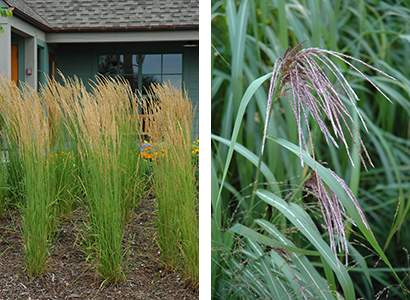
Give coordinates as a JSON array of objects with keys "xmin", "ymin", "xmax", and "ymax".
[{"xmin": 11, "ymin": 45, "xmax": 18, "ymax": 85}]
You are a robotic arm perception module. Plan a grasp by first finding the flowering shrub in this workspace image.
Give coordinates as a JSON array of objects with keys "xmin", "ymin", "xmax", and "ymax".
[
  {"xmin": 53, "ymin": 150, "xmax": 76, "ymax": 166},
  {"xmin": 139, "ymin": 139, "xmax": 199, "ymax": 185},
  {"xmin": 191, "ymin": 140, "xmax": 199, "ymax": 186},
  {"xmin": 139, "ymin": 140, "xmax": 165, "ymax": 162}
]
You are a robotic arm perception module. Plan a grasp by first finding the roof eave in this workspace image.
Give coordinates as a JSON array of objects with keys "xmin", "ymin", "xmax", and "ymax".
[
  {"xmin": 49, "ymin": 24, "xmax": 199, "ymax": 33},
  {"xmin": 3, "ymin": 3, "xmax": 52, "ymax": 32}
]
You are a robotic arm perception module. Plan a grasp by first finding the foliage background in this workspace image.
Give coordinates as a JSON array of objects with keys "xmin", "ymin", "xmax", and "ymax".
[
  {"xmin": 0, "ymin": 7, "xmax": 12, "ymax": 34},
  {"xmin": 211, "ymin": 0, "xmax": 410, "ymax": 299}
]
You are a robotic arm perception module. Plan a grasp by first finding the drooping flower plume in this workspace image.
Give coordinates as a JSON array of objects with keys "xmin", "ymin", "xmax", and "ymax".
[
  {"xmin": 303, "ymin": 168, "xmax": 373, "ymax": 264},
  {"xmin": 263, "ymin": 40, "xmax": 394, "ymax": 263},
  {"xmin": 262, "ymin": 40, "xmax": 395, "ymax": 171}
]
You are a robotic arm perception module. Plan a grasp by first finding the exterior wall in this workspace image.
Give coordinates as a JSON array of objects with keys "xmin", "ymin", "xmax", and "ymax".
[
  {"xmin": 0, "ymin": 14, "xmax": 47, "ymax": 91},
  {"xmin": 55, "ymin": 43, "xmax": 95, "ymax": 84},
  {"xmin": 183, "ymin": 46, "xmax": 199, "ymax": 139},
  {"xmin": 0, "ymin": 23, "xmax": 12, "ymax": 78},
  {"xmin": 57, "ymin": 41, "xmax": 199, "ymax": 138},
  {"xmin": 0, "ymin": 13, "xmax": 199, "ymax": 138}
]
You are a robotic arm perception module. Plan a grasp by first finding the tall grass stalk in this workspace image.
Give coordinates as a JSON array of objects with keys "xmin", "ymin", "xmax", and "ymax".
[
  {"xmin": 142, "ymin": 83, "xmax": 199, "ymax": 287},
  {"xmin": 0, "ymin": 150, "xmax": 5, "ymax": 219},
  {"xmin": 40, "ymin": 82, "xmax": 82, "ymax": 220},
  {"xmin": 22, "ymin": 145, "xmax": 54, "ymax": 277},
  {"xmin": 0, "ymin": 78, "xmax": 55, "ymax": 277},
  {"xmin": 0, "ymin": 79, "xmax": 25, "ymax": 207},
  {"xmin": 0, "ymin": 113, "xmax": 6, "ymax": 218},
  {"xmin": 0, "ymin": 74, "xmax": 145, "ymax": 281},
  {"xmin": 69, "ymin": 76, "xmax": 142, "ymax": 284},
  {"xmin": 83, "ymin": 143, "xmax": 125, "ymax": 284}
]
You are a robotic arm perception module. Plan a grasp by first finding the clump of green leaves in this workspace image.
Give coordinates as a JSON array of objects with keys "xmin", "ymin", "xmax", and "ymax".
[{"xmin": 0, "ymin": 7, "xmax": 12, "ymax": 34}]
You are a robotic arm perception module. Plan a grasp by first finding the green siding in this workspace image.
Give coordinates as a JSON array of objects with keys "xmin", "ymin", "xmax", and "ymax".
[
  {"xmin": 183, "ymin": 46, "xmax": 199, "ymax": 139},
  {"xmin": 57, "ymin": 43, "xmax": 94, "ymax": 84},
  {"xmin": 57, "ymin": 41, "xmax": 199, "ymax": 138}
]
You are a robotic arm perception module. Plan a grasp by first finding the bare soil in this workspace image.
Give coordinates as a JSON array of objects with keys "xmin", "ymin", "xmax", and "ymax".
[{"xmin": 0, "ymin": 194, "xmax": 199, "ymax": 300}]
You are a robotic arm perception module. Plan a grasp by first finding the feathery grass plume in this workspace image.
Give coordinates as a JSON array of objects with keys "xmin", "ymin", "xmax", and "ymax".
[
  {"xmin": 140, "ymin": 82, "xmax": 198, "ymax": 287},
  {"xmin": 262, "ymin": 40, "xmax": 395, "ymax": 263},
  {"xmin": 303, "ymin": 167, "xmax": 372, "ymax": 264},
  {"xmin": 0, "ymin": 77, "xmax": 55, "ymax": 277},
  {"xmin": 77, "ymin": 76, "xmax": 138, "ymax": 284},
  {"xmin": 262, "ymin": 40, "xmax": 396, "ymax": 170}
]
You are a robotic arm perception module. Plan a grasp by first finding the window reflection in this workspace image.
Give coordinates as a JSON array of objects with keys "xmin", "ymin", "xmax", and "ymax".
[
  {"xmin": 141, "ymin": 55, "xmax": 161, "ymax": 74},
  {"xmin": 99, "ymin": 55, "xmax": 118, "ymax": 75},
  {"xmin": 142, "ymin": 75, "xmax": 161, "ymax": 93},
  {"xmin": 122, "ymin": 75, "xmax": 138, "ymax": 91},
  {"xmin": 98, "ymin": 53, "xmax": 182, "ymax": 92},
  {"xmin": 119, "ymin": 55, "xmax": 138, "ymax": 75},
  {"xmin": 163, "ymin": 75, "xmax": 182, "ymax": 89},
  {"xmin": 163, "ymin": 54, "xmax": 182, "ymax": 74}
]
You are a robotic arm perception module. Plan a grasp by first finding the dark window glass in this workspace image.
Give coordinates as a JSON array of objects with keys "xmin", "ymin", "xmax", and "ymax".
[
  {"xmin": 37, "ymin": 48, "xmax": 42, "ymax": 72},
  {"xmin": 99, "ymin": 55, "xmax": 118, "ymax": 75},
  {"xmin": 142, "ymin": 75, "xmax": 161, "ymax": 93},
  {"xmin": 37, "ymin": 46, "xmax": 44, "ymax": 86},
  {"xmin": 119, "ymin": 54, "xmax": 138, "ymax": 75},
  {"xmin": 99, "ymin": 53, "xmax": 182, "ymax": 92},
  {"xmin": 122, "ymin": 75, "xmax": 138, "ymax": 92}
]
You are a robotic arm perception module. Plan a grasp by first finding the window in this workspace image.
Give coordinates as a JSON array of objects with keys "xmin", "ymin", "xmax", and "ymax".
[{"xmin": 98, "ymin": 53, "xmax": 182, "ymax": 93}]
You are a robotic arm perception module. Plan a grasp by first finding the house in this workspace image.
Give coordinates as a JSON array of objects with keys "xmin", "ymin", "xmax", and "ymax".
[{"xmin": 0, "ymin": 0, "xmax": 199, "ymax": 138}]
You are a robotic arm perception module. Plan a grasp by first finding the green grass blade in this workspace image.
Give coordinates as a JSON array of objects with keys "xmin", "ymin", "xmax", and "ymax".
[
  {"xmin": 256, "ymin": 189, "xmax": 355, "ymax": 300},
  {"xmin": 212, "ymin": 158, "xmax": 221, "ymax": 227},
  {"xmin": 256, "ymin": 219, "xmax": 335, "ymax": 300},
  {"xmin": 268, "ymin": 136, "xmax": 408, "ymax": 294},
  {"xmin": 230, "ymin": 223, "xmax": 319, "ymax": 257},
  {"xmin": 277, "ymin": 0, "xmax": 288, "ymax": 49},
  {"xmin": 320, "ymin": 256, "xmax": 337, "ymax": 296},
  {"xmin": 211, "ymin": 134, "xmax": 280, "ymax": 195},
  {"xmin": 347, "ymin": 242, "xmax": 373, "ymax": 290},
  {"xmin": 215, "ymin": 72, "xmax": 272, "ymax": 220},
  {"xmin": 245, "ymin": 240, "xmax": 291, "ymax": 298}
]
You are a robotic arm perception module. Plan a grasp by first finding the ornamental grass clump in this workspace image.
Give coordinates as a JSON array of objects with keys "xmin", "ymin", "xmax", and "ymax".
[
  {"xmin": 40, "ymin": 82, "xmax": 82, "ymax": 220},
  {"xmin": 0, "ymin": 77, "xmax": 55, "ymax": 277},
  {"xmin": 141, "ymin": 83, "xmax": 198, "ymax": 287},
  {"xmin": 0, "ymin": 74, "xmax": 145, "ymax": 281},
  {"xmin": 260, "ymin": 40, "xmax": 395, "ymax": 263},
  {"xmin": 67, "ymin": 75, "xmax": 142, "ymax": 284}
]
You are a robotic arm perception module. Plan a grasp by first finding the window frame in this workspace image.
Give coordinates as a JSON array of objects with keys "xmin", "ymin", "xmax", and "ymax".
[{"xmin": 37, "ymin": 45, "xmax": 45, "ymax": 87}]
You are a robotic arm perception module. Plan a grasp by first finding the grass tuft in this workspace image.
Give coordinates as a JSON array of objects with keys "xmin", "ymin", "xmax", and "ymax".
[{"xmin": 141, "ymin": 83, "xmax": 199, "ymax": 287}]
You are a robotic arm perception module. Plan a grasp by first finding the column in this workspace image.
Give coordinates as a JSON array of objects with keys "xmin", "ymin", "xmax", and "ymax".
[{"xmin": 0, "ymin": 23, "xmax": 12, "ymax": 78}]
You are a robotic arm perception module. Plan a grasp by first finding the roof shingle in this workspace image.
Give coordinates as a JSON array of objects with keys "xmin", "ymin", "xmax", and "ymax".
[{"xmin": 2, "ymin": 0, "xmax": 199, "ymax": 31}]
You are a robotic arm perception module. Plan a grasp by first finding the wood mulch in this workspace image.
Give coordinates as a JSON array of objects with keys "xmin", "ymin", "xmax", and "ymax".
[{"xmin": 0, "ymin": 193, "xmax": 199, "ymax": 300}]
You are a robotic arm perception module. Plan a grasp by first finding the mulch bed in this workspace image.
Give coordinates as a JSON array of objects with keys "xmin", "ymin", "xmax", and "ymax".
[{"xmin": 0, "ymin": 194, "xmax": 199, "ymax": 300}]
